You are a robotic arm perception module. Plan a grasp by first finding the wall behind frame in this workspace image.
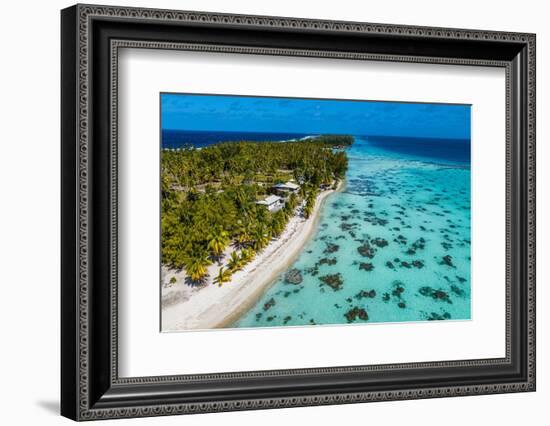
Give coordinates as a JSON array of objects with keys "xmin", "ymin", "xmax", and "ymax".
[{"xmin": 0, "ymin": 0, "xmax": 545, "ymax": 425}]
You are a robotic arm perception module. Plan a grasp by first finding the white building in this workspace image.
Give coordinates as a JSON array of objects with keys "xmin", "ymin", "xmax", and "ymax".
[
  {"xmin": 272, "ymin": 181, "xmax": 300, "ymax": 194},
  {"xmin": 256, "ymin": 195, "xmax": 284, "ymax": 212}
]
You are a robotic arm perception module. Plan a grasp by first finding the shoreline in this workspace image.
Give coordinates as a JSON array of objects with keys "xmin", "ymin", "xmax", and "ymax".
[{"xmin": 161, "ymin": 180, "xmax": 344, "ymax": 331}]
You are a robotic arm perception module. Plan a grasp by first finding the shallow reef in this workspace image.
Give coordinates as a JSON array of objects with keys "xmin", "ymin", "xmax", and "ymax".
[
  {"xmin": 284, "ymin": 269, "xmax": 303, "ymax": 285},
  {"xmin": 345, "ymin": 306, "xmax": 369, "ymax": 322},
  {"xmin": 319, "ymin": 273, "xmax": 344, "ymax": 291},
  {"xmin": 232, "ymin": 145, "xmax": 471, "ymax": 329},
  {"xmin": 419, "ymin": 286, "xmax": 452, "ymax": 304}
]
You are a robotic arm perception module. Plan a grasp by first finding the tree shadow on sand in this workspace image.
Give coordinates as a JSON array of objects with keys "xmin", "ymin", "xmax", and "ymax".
[
  {"xmin": 184, "ymin": 275, "xmax": 209, "ymax": 288},
  {"xmin": 209, "ymin": 253, "xmax": 225, "ymax": 267}
]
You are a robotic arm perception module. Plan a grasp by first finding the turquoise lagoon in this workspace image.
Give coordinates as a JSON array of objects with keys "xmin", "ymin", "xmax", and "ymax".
[{"xmin": 232, "ymin": 136, "xmax": 471, "ymax": 328}]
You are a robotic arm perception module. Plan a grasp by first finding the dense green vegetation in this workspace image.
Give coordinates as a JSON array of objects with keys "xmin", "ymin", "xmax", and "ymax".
[
  {"xmin": 161, "ymin": 135, "xmax": 351, "ymax": 283},
  {"xmin": 308, "ymin": 134, "xmax": 354, "ymax": 147}
]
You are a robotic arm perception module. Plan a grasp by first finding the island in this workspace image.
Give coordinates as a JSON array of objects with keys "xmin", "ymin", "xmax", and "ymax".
[{"xmin": 161, "ymin": 135, "xmax": 352, "ymax": 330}]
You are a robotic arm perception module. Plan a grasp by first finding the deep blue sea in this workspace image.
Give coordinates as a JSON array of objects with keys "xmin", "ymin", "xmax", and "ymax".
[
  {"xmin": 162, "ymin": 129, "xmax": 313, "ymax": 149},
  {"xmin": 366, "ymin": 135, "xmax": 470, "ymax": 165}
]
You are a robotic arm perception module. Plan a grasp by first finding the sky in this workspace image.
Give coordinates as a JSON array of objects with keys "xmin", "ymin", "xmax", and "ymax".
[{"xmin": 161, "ymin": 93, "xmax": 471, "ymax": 139}]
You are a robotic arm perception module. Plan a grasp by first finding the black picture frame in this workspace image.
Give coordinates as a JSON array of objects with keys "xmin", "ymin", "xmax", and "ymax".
[{"xmin": 61, "ymin": 4, "xmax": 536, "ymax": 421}]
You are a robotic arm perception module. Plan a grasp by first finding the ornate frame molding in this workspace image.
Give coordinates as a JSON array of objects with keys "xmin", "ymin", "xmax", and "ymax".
[{"xmin": 61, "ymin": 4, "xmax": 535, "ymax": 421}]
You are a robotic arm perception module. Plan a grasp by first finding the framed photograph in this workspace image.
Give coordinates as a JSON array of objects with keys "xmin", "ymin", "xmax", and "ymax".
[{"xmin": 61, "ymin": 4, "xmax": 536, "ymax": 421}]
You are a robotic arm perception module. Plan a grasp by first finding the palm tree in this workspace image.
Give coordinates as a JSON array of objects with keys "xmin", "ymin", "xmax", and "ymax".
[
  {"xmin": 299, "ymin": 184, "xmax": 309, "ymax": 199},
  {"xmin": 234, "ymin": 187, "xmax": 255, "ymax": 218},
  {"xmin": 270, "ymin": 212, "xmax": 286, "ymax": 237},
  {"xmin": 251, "ymin": 226, "xmax": 270, "ymax": 251},
  {"xmin": 234, "ymin": 224, "xmax": 251, "ymax": 248},
  {"xmin": 207, "ymin": 227, "xmax": 230, "ymax": 260},
  {"xmin": 303, "ymin": 195, "xmax": 315, "ymax": 219},
  {"xmin": 240, "ymin": 248, "xmax": 255, "ymax": 263},
  {"xmin": 287, "ymin": 192, "xmax": 298, "ymax": 211},
  {"xmin": 184, "ymin": 253, "xmax": 211, "ymax": 282},
  {"xmin": 213, "ymin": 267, "xmax": 232, "ymax": 286},
  {"xmin": 227, "ymin": 251, "xmax": 243, "ymax": 272}
]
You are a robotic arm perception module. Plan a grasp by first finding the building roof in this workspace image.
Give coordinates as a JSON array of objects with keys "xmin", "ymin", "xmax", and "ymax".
[
  {"xmin": 273, "ymin": 181, "xmax": 300, "ymax": 191},
  {"xmin": 256, "ymin": 195, "xmax": 282, "ymax": 206}
]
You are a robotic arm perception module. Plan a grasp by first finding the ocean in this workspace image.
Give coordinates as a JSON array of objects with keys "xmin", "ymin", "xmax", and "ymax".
[
  {"xmin": 366, "ymin": 135, "xmax": 470, "ymax": 165},
  {"xmin": 162, "ymin": 129, "xmax": 314, "ymax": 149},
  {"xmin": 231, "ymin": 135, "xmax": 472, "ymax": 327}
]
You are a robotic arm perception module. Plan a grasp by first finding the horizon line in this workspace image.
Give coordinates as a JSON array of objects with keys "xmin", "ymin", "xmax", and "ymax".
[{"xmin": 161, "ymin": 129, "xmax": 471, "ymax": 141}]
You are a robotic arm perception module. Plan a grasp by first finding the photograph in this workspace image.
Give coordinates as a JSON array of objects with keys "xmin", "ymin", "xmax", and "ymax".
[{"xmin": 160, "ymin": 93, "xmax": 472, "ymax": 331}]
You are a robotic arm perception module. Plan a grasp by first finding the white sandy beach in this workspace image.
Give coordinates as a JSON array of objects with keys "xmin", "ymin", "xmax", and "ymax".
[{"xmin": 161, "ymin": 182, "xmax": 343, "ymax": 331}]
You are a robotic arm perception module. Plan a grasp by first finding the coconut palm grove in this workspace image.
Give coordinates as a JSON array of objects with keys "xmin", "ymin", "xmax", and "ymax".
[{"xmin": 161, "ymin": 135, "xmax": 351, "ymax": 284}]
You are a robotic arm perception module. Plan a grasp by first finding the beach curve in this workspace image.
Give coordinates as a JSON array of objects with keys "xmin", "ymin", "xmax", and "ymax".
[{"xmin": 161, "ymin": 180, "xmax": 344, "ymax": 331}]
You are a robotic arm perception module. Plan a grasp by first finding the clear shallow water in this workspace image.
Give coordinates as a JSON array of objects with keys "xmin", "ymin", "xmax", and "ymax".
[{"xmin": 232, "ymin": 136, "xmax": 471, "ymax": 328}]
